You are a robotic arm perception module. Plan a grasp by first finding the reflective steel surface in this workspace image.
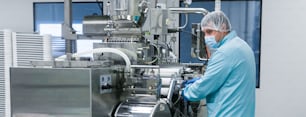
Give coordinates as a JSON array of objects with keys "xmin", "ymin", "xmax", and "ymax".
[{"xmin": 10, "ymin": 67, "xmax": 121, "ymax": 117}]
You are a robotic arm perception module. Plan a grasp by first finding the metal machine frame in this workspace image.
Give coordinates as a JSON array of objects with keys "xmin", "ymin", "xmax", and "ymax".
[{"xmin": 10, "ymin": 0, "xmax": 212, "ymax": 117}]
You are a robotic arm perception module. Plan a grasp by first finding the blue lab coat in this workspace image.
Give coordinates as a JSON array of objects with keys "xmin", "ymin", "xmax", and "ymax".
[{"xmin": 183, "ymin": 31, "xmax": 256, "ymax": 117}]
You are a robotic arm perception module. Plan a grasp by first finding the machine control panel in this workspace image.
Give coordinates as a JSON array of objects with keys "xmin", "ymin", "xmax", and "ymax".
[{"xmin": 100, "ymin": 75, "xmax": 112, "ymax": 94}]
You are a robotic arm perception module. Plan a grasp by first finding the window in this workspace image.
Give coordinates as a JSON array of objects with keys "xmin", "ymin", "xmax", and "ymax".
[
  {"xmin": 34, "ymin": 2, "xmax": 102, "ymax": 58},
  {"xmin": 179, "ymin": 0, "xmax": 261, "ymax": 87}
]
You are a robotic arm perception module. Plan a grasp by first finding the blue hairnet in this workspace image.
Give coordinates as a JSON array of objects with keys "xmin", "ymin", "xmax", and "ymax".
[{"xmin": 201, "ymin": 11, "xmax": 232, "ymax": 32}]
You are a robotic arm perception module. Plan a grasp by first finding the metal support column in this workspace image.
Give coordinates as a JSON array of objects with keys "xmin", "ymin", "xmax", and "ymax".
[{"xmin": 63, "ymin": 0, "xmax": 77, "ymax": 56}]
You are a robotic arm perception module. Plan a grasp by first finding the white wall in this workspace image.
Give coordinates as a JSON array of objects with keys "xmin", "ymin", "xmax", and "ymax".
[
  {"xmin": 257, "ymin": 0, "xmax": 306, "ymax": 116},
  {"xmin": 0, "ymin": 0, "xmax": 32, "ymax": 32},
  {"xmin": 1, "ymin": 0, "xmax": 306, "ymax": 116}
]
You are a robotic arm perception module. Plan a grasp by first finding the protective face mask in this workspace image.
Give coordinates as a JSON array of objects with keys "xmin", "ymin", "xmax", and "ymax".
[
  {"xmin": 205, "ymin": 36, "xmax": 218, "ymax": 48},
  {"xmin": 204, "ymin": 36, "xmax": 218, "ymax": 54}
]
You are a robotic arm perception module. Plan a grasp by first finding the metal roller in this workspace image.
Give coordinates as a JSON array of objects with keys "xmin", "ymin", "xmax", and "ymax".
[{"xmin": 114, "ymin": 96, "xmax": 172, "ymax": 117}]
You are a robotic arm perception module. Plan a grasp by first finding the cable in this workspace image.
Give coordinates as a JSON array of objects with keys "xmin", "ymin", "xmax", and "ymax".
[
  {"xmin": 144, "ymin": 57, "xmax": 158, "ymax": 64},
  {"xmin": 177, "ymin": 108, "xmax": 187, "ymax": 117},
  {"xmin": 197, "ymin": 103, "xmax": 207, "ymax": 112},
  {"xmin": 172, "ymin": 92, "xmax": 188, "ymax": 117},
  {"xmin": 180, "ymin": 30, "xmax": 197, "ymax": 37},
  {"xmin": 173, "ymin": 94, "xmax": 182, "ymax": 105},
  {"xmin": 144, "ymin": 43, "xmax": 159, "ymax": 64}
]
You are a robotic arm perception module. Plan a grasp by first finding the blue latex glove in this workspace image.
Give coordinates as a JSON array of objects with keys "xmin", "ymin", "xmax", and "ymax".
[
  {"xmin": 181, "ymin": 89, "xmax": 188, "ymax": 101},
  {"xmin": 182, "ymin": 77, "xmax": 200, "ymax": 88},
  {"xmin": 181, "ymin": 77, "xmax": 200, "ymax": 101}
]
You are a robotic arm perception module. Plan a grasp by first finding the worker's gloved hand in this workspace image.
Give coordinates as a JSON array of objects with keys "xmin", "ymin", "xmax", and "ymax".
[
  {"xmin": 181, "ymin": 89, "xmax": 188, "ymax": 101},
  {"xmin": 182, "ymin": 77, "xmax": 200, "ymax": 88},
  {"xmin": 181, "ymin": 77, "xmax": 200, "ymax": 101}
]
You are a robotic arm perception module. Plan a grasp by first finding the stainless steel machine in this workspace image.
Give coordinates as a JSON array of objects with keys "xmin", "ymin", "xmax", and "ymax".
[{"xmin": 10, "ymin": 0, "xmax": 211, "ymax": 117}]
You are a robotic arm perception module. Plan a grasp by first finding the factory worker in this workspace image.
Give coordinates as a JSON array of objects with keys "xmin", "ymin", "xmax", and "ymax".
[{"xmin": 182, "ymin": 11, "xmax": 256, "ymax": 117}]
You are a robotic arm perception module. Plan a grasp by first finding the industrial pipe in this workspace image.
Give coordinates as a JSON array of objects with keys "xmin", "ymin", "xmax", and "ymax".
[
  {"xmin": 56, "ymin": 48, "xmax": 134, "ymax": 70},
  {"xmin": 168, "ymin": 8, "xmax": 209, "ymax": 16}
]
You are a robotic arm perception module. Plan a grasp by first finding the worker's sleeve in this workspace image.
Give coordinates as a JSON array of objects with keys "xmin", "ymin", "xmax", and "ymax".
[{"xmin": 183, "ymin": 52, "xmax": 232, "ymax": 101}]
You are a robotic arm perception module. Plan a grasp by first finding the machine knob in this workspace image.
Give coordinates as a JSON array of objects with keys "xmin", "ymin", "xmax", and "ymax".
[
  {"xmin": 101, "ymin": 84, "xmax": 112, "ymax": 90},
  {"xmin": 106, "ymin": 84, "xmax": 112, "ymax": 89},
  {"xmin": 101, "ymin": 85, "xmax": 108, "ymax": 90}
]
